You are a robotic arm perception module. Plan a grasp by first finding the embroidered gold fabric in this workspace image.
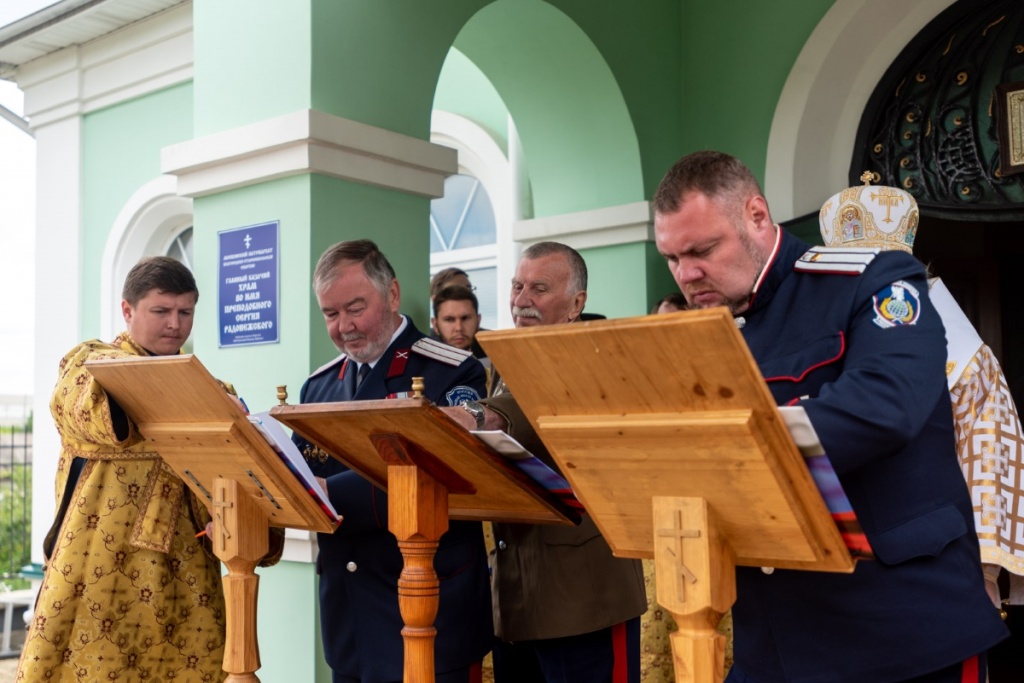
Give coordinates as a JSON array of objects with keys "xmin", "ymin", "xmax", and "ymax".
[
  {"xmin": 951, "ymin": 345, "xmax": 1024, "ymax": 589},
  {"xmin": 818, "ymin": 175, "xmax": 919, "ymax": 253},
  {"xmin": 17, "ymin": 334, "xmax": 227, "ymax": 682}
]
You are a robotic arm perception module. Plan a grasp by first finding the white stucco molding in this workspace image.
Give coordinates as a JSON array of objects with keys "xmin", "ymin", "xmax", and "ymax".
[
  {"xmin": 431, "ymin": 109, "xmax": 517, "ymax": 328},
  {"xmin": 513, "ymin": 201, "xmax": 653, "ymax": 251},
  {"xmin": 161, "ymin": 109, "xmax": 458, "ymax": 199},
  {"xmin": 100, "ymin": 175, "xmax": 194, "ymax": 340},
  {"xmin": 31, "ymin": 116, "xmax": 83, "ymax": 564},
  {"xmin": 765, "ymin": 0, "xmax": 955, "ymax": 221},
  {"xmin": 17, "ymin": 2, "xmax": 192, "ymax": 129}
]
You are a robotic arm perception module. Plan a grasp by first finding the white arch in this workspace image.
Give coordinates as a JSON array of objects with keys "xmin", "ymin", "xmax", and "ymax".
[
  {"xmin": 430, "ymin": 109, "xmax": 516, "ymax": 328},
  {"xmin": 765, "ymin": 0, "xmax": 957, "ymax": 221},
  {"xmin": 100, "ymin": 175, "xmax": 193, "ymax": 338}
]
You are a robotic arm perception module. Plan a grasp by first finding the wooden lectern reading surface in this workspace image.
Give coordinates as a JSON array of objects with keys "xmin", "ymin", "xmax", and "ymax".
[
  {"xmin": 479, "ymin": 309, "xmax": 857, "ymax": 682},
  {"xmin": 85, "ymin": 354, "xmax": 340, "ymax": 683},
  {"xmin": 271, "ymin": 398, "xmax": 580, "ymax": 526},
  {"xmin": 85, "ymin": 354, "xmax": 337, "ymax": 534},
  {"xmin": 476, "ymin": 308, "xmax": 854, "ymax": 574},
  {"xmin": 272, "ymin": 396, "xmax": 581, "ymax": 683}
]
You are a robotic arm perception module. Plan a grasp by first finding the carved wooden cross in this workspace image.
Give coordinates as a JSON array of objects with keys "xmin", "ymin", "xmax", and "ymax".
[
  {"xmin": 212, "ymin": 490, "xmax": 234, "ymax": 550},
  {"xmin": 657, "ymin": 509, "xmax": 701, "ymax": 600}
]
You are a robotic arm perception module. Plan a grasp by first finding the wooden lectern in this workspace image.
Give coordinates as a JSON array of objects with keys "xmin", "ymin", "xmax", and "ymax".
[
  {"xmin": 475, "ymin": 308, "xmax": 857, "ymax": 683},
  {"xmin": 271, "ymin": 398, "xmax": 581, "ymax": 683},
  {"xmin": 85, "ymin": 355, "xmax": 340, "ymax": 683}
]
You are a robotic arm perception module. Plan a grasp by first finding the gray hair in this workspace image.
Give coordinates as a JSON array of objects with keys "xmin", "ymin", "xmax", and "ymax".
[
  {"xmin": 313, "ymin": 239, "xmax": 396, "ymax": 295},
  {"xmin": 521, "ymin": 241, "xmax": 587, "ymax": 295}
]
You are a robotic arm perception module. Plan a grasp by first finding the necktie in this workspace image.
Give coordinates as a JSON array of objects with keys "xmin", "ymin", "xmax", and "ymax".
[{"xmin": 355, "ymin": 363, "xmax": 371, "ymax": 391}]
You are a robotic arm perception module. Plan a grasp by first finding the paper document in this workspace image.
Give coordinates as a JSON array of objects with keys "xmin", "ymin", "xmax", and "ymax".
[
  {"xmin": 472, "ymin": 430, "xmax": 584, "ymax": 510},
  {"xmin": 248, "ymin": 411, "xmax": 341, "ymax": 525}
]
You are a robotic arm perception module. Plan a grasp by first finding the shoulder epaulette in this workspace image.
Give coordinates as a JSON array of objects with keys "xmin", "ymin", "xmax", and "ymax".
[
  {"xmin": 412, "ymin": 337, "xmax": 473, "ymax": 367},
  {"xmin": 308, "ymin": 354, "xmax": 346, "ymax": 379},
  {"xmin": 794, "ymin": 246, "xmax": 879, "ymax": 275}
]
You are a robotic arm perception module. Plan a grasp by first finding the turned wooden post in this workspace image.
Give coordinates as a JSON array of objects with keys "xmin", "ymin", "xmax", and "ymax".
[
  {"xmin": 369, "ymin": 426, "xmax": 476, "ymax": 683},
  {"xmin": 389, "ymin": 464, "xmax": 447, "ymax": 683},
  {"xmin": 212, "ymin": 477, "xmax": 270, "ymax": 683},
  {"xmin": 654, "ymin": 496, "xmax": 736, "ymax": 683}
]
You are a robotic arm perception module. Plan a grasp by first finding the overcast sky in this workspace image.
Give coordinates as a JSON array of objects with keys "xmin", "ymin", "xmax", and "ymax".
[
  {"xmin": 0, "ymin": 1, "xmax": 57, "ymax": 26},
  {"xmin": 0, "ymin": 1, "xmax": 55, "ymax": 396}
]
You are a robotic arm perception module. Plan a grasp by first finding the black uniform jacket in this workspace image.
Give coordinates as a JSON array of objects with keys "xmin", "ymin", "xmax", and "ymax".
[{"xmin": 294, "ymin": 317, "xmax": 492, "ymax": 682}]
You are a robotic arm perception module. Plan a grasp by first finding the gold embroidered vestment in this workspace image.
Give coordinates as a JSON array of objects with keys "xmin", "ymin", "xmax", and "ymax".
[{"xmin": 17, "ymin": 334, "xmax": 227, "ymax": 682}]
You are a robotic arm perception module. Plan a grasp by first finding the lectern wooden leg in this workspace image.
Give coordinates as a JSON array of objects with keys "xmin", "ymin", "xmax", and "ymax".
[
  {"xmin": 388, "ymin": 464, "xmax": 449, "ymax": 683},
  {"xmin": 212, "ymin": 477, "xmax": 270, "ymax": 683},
  {"xmin": 653, "ymin": 496, "xmax": 736, "ymax": 683}
]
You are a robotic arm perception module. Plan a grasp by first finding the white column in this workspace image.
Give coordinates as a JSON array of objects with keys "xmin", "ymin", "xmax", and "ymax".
[{"xmin": 29, "ymin": 115, "xmax": 82, "ymax": 564}]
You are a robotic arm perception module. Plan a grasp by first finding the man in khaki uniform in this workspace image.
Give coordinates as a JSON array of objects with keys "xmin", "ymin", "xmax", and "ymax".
[{"xmin": 446, "ymin": 241, "xmax": 647, "ymax": 683}]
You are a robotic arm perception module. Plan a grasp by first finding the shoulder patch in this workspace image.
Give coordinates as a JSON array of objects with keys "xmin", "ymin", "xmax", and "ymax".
[
  {"xmin": 794, "ymin": 246, "xmax": 879, "ymax": 275},
  {"xmin": 411, "ymin": 337, "xmax": 473, "ymax": 367},
  {"xmin": 308, "ymin": 354, "xmax": 346, "ymax": 379},
  {"xmin": 444, "ymin": 385, "xmax": 481, "ymax": 406},
  {"xmin": 872, "ymin": 280, "xmax": 921, "ymax": 328}
]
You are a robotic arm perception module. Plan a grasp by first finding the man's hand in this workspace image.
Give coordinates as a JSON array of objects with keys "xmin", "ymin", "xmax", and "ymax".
[
  {"xmin": 441, "ymin": 404, "xmax": 508, "ymax": 431},
  {"xmin": 442, "ymin": 405, "xmax": 477, "ymax": 431},
  {"xmin": 315, "ymin": 477, "xmax": 329, "ymax": 497},
  {"xmin": 228, "ymin": 394, "xmax": 249, "ymax": 414}
]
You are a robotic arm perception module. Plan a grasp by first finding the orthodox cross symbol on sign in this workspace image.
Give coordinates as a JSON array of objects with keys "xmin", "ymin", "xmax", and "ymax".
[
  {"xmin": 870, "ymin": 187, "xmax": 905, "ymax": 223},
  {"xmin": 656, "ymin": 509, "xmax": 701, "ymax": 601}
]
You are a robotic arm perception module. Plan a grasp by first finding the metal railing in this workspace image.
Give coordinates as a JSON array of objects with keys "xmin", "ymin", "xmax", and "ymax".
[{"xmin": 0, "ymin": 425, "xmax": 31, "ymax": 587}]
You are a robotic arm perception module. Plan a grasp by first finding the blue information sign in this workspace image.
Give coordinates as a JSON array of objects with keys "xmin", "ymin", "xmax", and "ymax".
[{"xmin": 219, "ymin": 221, "xmax": 279, "ymax": 347}]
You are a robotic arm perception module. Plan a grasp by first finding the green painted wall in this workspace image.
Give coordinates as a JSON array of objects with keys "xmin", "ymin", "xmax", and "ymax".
[
  {"xmin": 580, "ymin": 243, "xmax": 645, "ymax": 319},
  {"xmin": 455, "ymin": 0, "xmax": 643, "ymax": 217},
  {"xmin": 80, "ymin": 82, "xmax": 194, "ymax": 339},
  {"xmin": 191, "ymin": 175, "xmax": 313, "ymax": 411},
  {"xmin": 645, "ymin": 241, "xmax": 681, "ymax": 313},
  {"xmin": 193, "ymin": 0, "xmax": 312, "ymax": 136},
  {"xmin": 308, "ymin": 175, "xmax": 434, "ymax": 357},
  {"xmin": 678, "ymin": 1, "xmax": 835, "ymax": 184},
  {"xmin": 255, "ymin": 561, "xmax": 329, "ymax": 682},
  {"xmin": 434, "ymin": 48, "xmax": 510, "ymax": 156},
  {"xmin": 550, "ymin": 0, "xmax": 684, "ymax": 200},
  {"xmin": 580, "ymin": 242, "xmax": 679, "ymax": 318},
  {"xmin": 310, "ymin": 0, "xmax": 483, "ymax": 138}
]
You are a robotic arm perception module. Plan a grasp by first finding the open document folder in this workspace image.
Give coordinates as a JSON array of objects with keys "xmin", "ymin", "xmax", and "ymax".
[
  {"xmin": 248, "ymin": 411, "xmax": 341, "ymax": 525},
  {"xmin": 472, "ymin": 430, "xmax": 585, "ymax": 510},
  {"xmin": 779, "ymin": 406, "xmax": 873, "ymax": 559}
]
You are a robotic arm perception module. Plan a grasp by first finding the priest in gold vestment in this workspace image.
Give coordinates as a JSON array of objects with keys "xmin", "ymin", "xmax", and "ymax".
[{"xmin": 17, "ymin": 257, "xmax": 272, "ymax": 682}]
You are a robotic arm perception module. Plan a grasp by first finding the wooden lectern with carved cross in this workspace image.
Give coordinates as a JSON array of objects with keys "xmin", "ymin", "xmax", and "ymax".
[
  {"xmin": 85, "ymin": 354, "xmax": 340, "ymax": 683},
  {"xmin": 475, "ymin": 308, "xmax": 857, "ymax": 683},
  {"xmin": 270, "ymin": 397, "xmax": 581, "ymax": 683}
]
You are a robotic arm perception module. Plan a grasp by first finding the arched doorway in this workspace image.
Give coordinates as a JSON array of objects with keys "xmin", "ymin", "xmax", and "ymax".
[
  {"xmin": 101, "ymin": 175, "xmax": 194, "ymax": 340},
  {"xmin": 852, "ymin": 2, "xmax": 1024, "ymax": 678},
  {"xmin": 853, "ymin": 0, "xmax": 1024, "ymax": 400}
]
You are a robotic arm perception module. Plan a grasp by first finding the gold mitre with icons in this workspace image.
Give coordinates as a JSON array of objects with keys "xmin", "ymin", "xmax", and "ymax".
[{"xmin": 818, "ymin": 171, "xmax": 920, "ymax": 254}]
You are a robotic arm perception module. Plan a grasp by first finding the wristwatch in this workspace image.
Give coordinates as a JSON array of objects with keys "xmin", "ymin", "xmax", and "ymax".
[{"xmin": 461, "ymin": 400, "xmax": 486, "ymax": 430}]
